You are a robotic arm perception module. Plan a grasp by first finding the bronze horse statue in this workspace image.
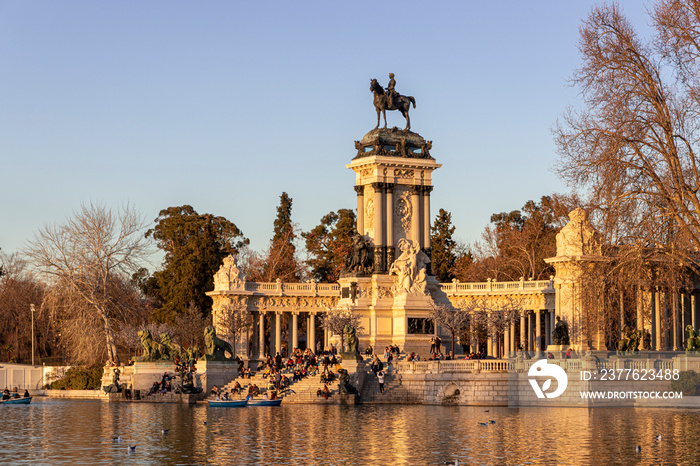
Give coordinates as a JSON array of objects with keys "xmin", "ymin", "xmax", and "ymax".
[{"xmin": 370, "ymin": 78, "xmax": 416, "ymax": 131}]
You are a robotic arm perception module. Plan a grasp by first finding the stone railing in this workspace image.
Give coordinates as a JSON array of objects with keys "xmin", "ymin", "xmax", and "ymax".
[
  {"xmin": 439, "ymin": 278, "xmax": 554, "ymax": 296},
  {"xmin": 399, "ymin": 356, "xmax": 689, "ymax": 374},
  {"xmin": 243, "ymin": 281, "xmax": 340, "ymax": 296},
  {"xmin": 397, "ymin": 359, "xmax": 515, "ymax": 374}
]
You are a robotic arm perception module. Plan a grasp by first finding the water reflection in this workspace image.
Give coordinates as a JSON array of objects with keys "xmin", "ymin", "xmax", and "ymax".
[{"xmin": 2, "ymin": 399, "xmax": 700, "ymax": 465}]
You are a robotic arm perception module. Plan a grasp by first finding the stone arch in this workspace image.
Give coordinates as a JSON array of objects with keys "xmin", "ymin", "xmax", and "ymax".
[{"xmin": 438, "ymin": 382, "xmax": 461, "ymax": 403}]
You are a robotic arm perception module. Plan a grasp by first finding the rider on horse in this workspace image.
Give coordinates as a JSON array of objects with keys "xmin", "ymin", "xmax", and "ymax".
[{"xmin": 386, "ymin": 73, "xmax": 398, "ymax": 108}]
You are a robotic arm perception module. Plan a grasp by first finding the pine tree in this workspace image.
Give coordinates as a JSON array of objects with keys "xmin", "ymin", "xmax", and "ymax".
[{"xmin": 430, "ymin": 208, "xmax": 457, "ymax": 282}]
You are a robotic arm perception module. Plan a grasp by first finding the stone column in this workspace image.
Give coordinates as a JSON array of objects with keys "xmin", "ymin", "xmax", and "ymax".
[
  {"xmin": 654, "ymin": 289, "xmax": 662, "ymax": 351},
  {"xmin": 309, "ymin": 312, "xmax": 316, "ymax": 353},
  {"xmin": 672, "ymin": 292, "xmax": 679, "ymax": 351},
  {"xmin": 355, "ymin": 185, "xmax": 364, "ymax": 235},
  {"xmin": 535, "ymin": 310, "xmax": 542, "ymax": 355},
  {"xmin": 636, "ymin": 285, "xmax": 644, "ymax": 333},
  {"xmin": 520, "ymin": 314, "xmax": 526, "ymax": 351},
  {"xmin": 258, "ymin": 312, "xmax": 265, "ymax": 358},
  {"xmin": 664, "ymin": 291, "xmax": 671, "ymax": 351},
  {"xmin": 504, "ymin": 328, "xmax": 510, "ymax": 358},
  {"xmin": 411, "ymin": 186, "xmax": 421, "ymax": 245},
  {"xmin": 682, "ymin": 293, "xmax": 689, "ymax": 345},
  {"xmin": 550, "ymin": 312, "xmax": 556, "ymax": 346},
  {"xmin": 487, "ymin": 329, "xmax": 493, "ymax": 357},
  {"xmin": 619, "ymin": 289, "xmax": 625, "ymax": 337},
  {"xmin": 651, "ymin": 289, "xmax": 657, "ymax": 350},
  {"xmin": 544, "ymin": 311, "xmax": 550, "ymax": 347},
  {"xmin": 510, "ymin": 322, "xmax": 516, "ymax": 356},
  {"xmin": 373, "ymin": 182, "xmax": 385, "ymax": 273},
  {"xmin": 385, "ymin": 184, "xmax": 395, "ymax": 266},
  {"xmin": 291, "ymin": 312, "xmax": 298, "ymax": 353},
  {"xmin": 275, "ymin": 312, "xmax": 282, "ymax": 356},
  {"xmin": 422, "ymin": 186, "xmax": 432, "ymax": 251}
]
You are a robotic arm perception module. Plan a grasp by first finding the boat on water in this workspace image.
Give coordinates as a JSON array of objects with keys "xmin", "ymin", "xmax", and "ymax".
[
  {"xmin": 1, "ymin": 397, "xmax": 32, "ymax": 405},
  {"xmin": 247, "ymin": 399, "xmax": 282, "ymax": 407},
  {"xmin": 207, "ymin": 399, "xmax": 247, "ymax": 408}
]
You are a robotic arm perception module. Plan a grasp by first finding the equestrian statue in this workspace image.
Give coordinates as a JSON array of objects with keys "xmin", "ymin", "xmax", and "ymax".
[{"xmin": 370, "ymin": 73, "xmax": 416, "ymax": 131}]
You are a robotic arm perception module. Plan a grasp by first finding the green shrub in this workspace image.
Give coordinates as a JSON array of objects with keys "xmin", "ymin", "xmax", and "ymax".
[
  {"xmin": 671, "ymin": 370, "xmax": 700, "ymax": 396},
  {"xmin": 50, "ymin": 366, "xmax": 104, "ymax": 390}
]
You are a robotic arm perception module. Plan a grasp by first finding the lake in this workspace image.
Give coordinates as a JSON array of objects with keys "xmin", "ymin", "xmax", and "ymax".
[{"xmin": 2, "ymin": 399, "xmax": 700, "ymax": 465}]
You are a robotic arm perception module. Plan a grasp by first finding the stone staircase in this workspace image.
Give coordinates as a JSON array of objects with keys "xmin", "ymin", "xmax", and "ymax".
[
  {"xmin": 218, "ymin": 366, "xmax": 341, "ymax": 403},
  {"xmin": 215, "ymin": 352, "xmax": 414, "ymax": 404}
]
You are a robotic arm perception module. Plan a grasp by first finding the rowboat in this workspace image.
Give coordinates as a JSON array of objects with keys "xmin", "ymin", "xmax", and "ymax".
[
  {"xmin": 207, "ymin": 399, "xmax": 247, "ymax": 407},
  {"xmin": 1, "ymin": 396, "xmax": 32, "ymax": 405},
  {"xmin": 247, "ymin": 399, "xmax": 282, "ymax": 406}
]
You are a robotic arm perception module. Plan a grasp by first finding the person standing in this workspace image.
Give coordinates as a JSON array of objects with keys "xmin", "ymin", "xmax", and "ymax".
[{"xmin": 377, "ymin": 370, "xmax": 385, "ymax": 394}]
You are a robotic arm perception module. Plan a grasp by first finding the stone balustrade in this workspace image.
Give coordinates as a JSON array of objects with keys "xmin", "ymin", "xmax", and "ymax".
[
  {"xmin": 242, "ymin": 281, "xmax": 340, "ymax": 296},
  {"xmin": 397, "ymin": 355, "xmax": 694, "ymax": 375},
  {"xmin": 439, "ymin": 278, "xmax": 554, "ymax": 296}
]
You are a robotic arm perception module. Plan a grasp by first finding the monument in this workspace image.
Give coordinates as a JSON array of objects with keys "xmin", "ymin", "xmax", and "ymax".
[{"xmin": 338, "ymin": 74, "xmax": 447, "ymax": 354}]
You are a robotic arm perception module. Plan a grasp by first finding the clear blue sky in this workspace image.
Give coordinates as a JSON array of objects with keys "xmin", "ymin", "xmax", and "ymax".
[{"xmin": 0, "ymin": 1, "xmax": 652, "ymax": 269}]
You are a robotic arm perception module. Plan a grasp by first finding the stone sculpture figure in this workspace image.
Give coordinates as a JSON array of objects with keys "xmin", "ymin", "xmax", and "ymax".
[
  {"xmin": 213, "ymin": 255, "xmax": 246, "ymax": 291},
  {"xmin": 389, "ymin": 238, "xmax": 430, "ymax": 296},
  {"xmin": 337, "ymin": 368, "xmax": 358, "ymax": 395},
  {"xmin": 136, "ymin": 329, "xmax": 168, "ymax": 361},
  {"xmin": 345, "ymin": 233, "xmax": 373, "ymax": 275},
  {"xmin": 203, "ymin": 325, "xmax": 234, "ymax": 361},
  {"xmin": 160, "ymin": 332, "xmax": 184, "ymax": 360},
  {"xmin": 102, "ymin": 368, "xmax": 123, "ymax": 393},
  {"xmin": 686, "ymin": 325, "xmax": 700, "ymax": 353},
  {"xmin": 175, "ymin": 370, "xmax": 202, "ymax": 394},
  {"xmin": 370, "ymin": 75, "xmax": 416, "ymax": 131},
  {"xmin": 552, "ymin": 316, "xmax": 570, "ymax": 346},
  {"xmin": 616, "ymin": 326, "xmax": 638, "ymax": 354},
  {"xmin": 343, "ymin": 324, "xmax": 359, "ymax": 354},
  {"xmin": 555, "ymin": 208, "xmax": 602, "ymax": 257}
]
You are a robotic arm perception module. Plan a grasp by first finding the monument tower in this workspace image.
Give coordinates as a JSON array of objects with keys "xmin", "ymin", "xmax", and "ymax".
[{"xmin": 338, "ymin": 75, "xmax": 443, "ymax": 353}]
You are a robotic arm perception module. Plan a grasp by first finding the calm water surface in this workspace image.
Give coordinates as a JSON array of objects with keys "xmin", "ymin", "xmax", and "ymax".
[{"xmin": 1, "ymin": 398, "xmax": 700, "ymax": 465}]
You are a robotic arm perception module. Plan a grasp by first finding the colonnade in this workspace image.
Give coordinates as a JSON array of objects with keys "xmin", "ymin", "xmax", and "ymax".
[
  {"xmin": 467, "ymin": 310, "xmax": 554, "ymax": 358},
  {"xmin": 630, "ymin": 288, "xmax": 700, "ymax": 351},
  {"xmin": 355, "ymin": 183, "xmax": 433, "ymax": 273},
  {"xmin": 250, "ymin": 310, "xmax": 329, "ymax": 359}
]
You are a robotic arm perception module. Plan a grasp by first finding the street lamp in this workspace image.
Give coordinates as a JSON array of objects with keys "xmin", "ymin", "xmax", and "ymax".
[{"xmin": 30, "ymin": 304, "xmax": 35, "ymax": 366}]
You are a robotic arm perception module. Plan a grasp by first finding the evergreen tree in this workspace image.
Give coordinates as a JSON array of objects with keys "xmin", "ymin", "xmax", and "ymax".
[
  {"xmin": 146, "ymin": 205, "xmax": 249, "ymax": 322},
  {"xmin": 303, "ymin": 209, "xmax": 356, "ymax": 282},
  {"xmin": 430, "ymin": 208, "xmax": 457, "ymax": 282},
  {"xmin": 263, "ymin": 192, "xmax": 300, "ymax": 281}
]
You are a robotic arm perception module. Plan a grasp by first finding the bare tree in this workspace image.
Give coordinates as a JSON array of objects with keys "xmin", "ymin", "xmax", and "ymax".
[
  {"xmin": 174, "ymin": 302, "xmax": 211, "ymax": 350},
  {"xmin": 555, "ymin": 2, "xmax": 700, "ymax": 270},
  {"xmin": 320, "ymin": 306, "xmax": 364, "ymax": 351},
  {"xmin": 457, "ymin": 297, "xmax": 524, "ymax": 356},
  {"xmin": 216, "ymin": 301, "xmax": 252, "ymax": 357},
  {"xmin": 26, "ymin": 203, "xmax": 150, "ymax": 365},
  {"xmin": 428, "ymin": 302, "xmax": 471, "ymax": 356},
  {"xmin": 0, "ymin": 252, "xmax": 45, "ymax": 362}
]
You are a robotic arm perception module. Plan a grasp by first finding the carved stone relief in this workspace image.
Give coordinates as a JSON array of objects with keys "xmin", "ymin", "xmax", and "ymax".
[
  {"xmin": 394, "ymin": 187, "xmax": 412, "ymax": 235},
  {"xmin": 394, "ymin": 169, "xmax": 413, "ymax": 179}
]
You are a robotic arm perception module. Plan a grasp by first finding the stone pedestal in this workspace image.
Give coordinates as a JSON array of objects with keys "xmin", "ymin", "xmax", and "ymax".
[
  {"xmin": 130, "ymin": 361, "xmax": 177, "ymax": 391},
  {"xmin": 195, "ymin": 360, "xmax": 239, "ymax": 394}
]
